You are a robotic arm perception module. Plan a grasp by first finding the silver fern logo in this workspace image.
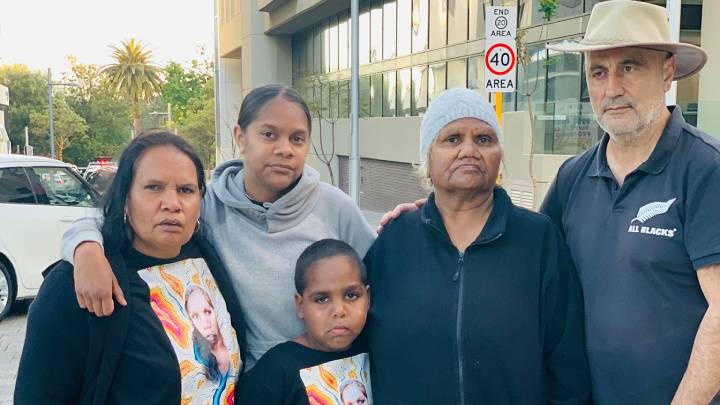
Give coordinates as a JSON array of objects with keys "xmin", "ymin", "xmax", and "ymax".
[
  {"xmin": 627, "ymin": 197, "xmax": 678, "ymax": 238},
  {"xmin": 631, "ymin": 198, "xmax": 677, "ymax": 223}
]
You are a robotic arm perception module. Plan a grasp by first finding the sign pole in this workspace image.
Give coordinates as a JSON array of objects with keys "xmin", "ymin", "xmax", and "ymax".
[{"xmin": 495, "ymin": 92, "xmax": 503, "ymax": 126}]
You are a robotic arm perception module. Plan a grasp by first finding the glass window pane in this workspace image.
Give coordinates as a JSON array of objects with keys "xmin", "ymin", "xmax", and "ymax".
[
  {"xmin": 517, "ymin": 43, "xmax": 546, "ymax": 111},
  {"xmin": 329, "ymin": 17, "xmax": 339, "ymax": 72},
  {"xmin": 447, "ymin": 59, "xmax": 467, "ymax": 89},
  {"xmin": 585, "ymin": 0, "xmax": 601, "ymax": 12},
  {"xmin": 360, "ymin": 5, "xmax": 371, "ymax": 65},
  {"xmin": 397, "ymin": 68, "xmax": 412, "ymax": 116},
  {"xmin": 383, "ymin": 71, "xmax": 397, "ymax": 117},
  {"xmin": 292, "ymin": 35, "xmax": 302, "ymax": 82},
  {"xmin": 468, "ymin": 55, "xmax": 485, "ymax": 90},
  {"xmin": 304, "ymin": 29, "xmax": 314, "ymax": 75},
  {"xmin": 361, "ymin": 76, "xmax": 371, "ymax": 117},
  {"xmin": 371, "ymin": 0, "xmax": 383, "ymax": 63},
  {"xmin": 314, "ymin": 24, "xmax": 326, "ymax": 74},
  {"xmin": 428, "ymin": 62, "xmax": 447, "ymax": 104},
  {"xmin": 0, "ymin": 167, "xmax": 35, "ymax": 204},
  {"xmin": 371, "ymin": 74, "xmax": 383, "ymax": 117},
  {"xmin": 412, "ymin": 0, "xmax": 429, "ymax": 53},
  {"xmin": 339, "ymin": 80, "xmax": 350, "ymax": 118},
  {"xmin": 429, "ymin": 0, "xmax": 448, "ymax": 49},
  {"xmin": 448, "ymin": 0, "xmax": 468, "ymax": 45},
  {"xmin": 469, "ymin": 0, "xmax": 491, "ymax": 39},
  {"xmin": 328, "ymin": 82, "xmax": 339, "ymax": 119},
  {"xmin": 30, "ymin": 167, "xmax": 95, "ymax": 206},
  {"xmin": 339, "ymin": 13, "xmax": 349, "ymax": 70},
  {"xmin": 384, "ymin": 1, "xmax": 397, "ymax": 60},
  {"xmin": 398, "ymin": 0, "xmax": 412, "ymax": 56},
  {"xmin": 411, "ymin": 65, "xmax": 428, "ymax": 115},
  {"xmin": 324, "ymin": 22, "xmax": 331, "ymax": 73}
]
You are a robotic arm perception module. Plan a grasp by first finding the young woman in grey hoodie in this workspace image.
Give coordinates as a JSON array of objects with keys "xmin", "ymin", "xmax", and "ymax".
[{"xmin": 62, "ymin": 84, "xmax": 376, "ymax": 369}]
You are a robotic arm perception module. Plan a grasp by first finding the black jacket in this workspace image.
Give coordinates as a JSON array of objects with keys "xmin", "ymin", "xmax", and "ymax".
[
  {"xmin": 364, "ymin": 187, "xmax": 591, "ymax": 405},
  {"xmin": 14, "ymin": 235, "xmax": 246, "ymax": 405}
]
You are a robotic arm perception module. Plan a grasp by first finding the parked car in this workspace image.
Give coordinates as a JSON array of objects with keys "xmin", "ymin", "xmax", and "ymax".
[
  {"xmin": 83, "ymin": 156, "xmax": 115, "ymax": 179},
  {"xmin": 0, "ymin": 155, "xmax": 100, "ymax": 320},
  {"xmin": 84, "ymin": 165, "xmax": 117, "ymax": 196}
]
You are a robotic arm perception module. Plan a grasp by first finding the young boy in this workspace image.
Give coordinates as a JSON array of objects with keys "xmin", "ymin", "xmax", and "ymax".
[{"xmin": 237, "ymin": 239, "xmax": 372, "ymax": 405}]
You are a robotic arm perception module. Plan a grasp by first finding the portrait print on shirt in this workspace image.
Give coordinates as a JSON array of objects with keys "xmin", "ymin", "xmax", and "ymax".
[
  {"xmin": 299, "ymin": 353, "xmax": 372, "ymax": 405},
  {"xmin": 137, "ymin": 258, "xmax": 241, "ymax": 405}
]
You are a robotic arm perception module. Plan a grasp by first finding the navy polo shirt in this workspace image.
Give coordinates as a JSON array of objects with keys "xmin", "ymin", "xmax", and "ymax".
[{"xmin": 541, "ymin": 107, "xmax": 720, "ymax": 405}]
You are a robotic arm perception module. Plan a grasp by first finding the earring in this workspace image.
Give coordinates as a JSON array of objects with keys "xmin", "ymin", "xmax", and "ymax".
[
  {"xmin": 123, "ymin": 213, "xmax": 127, "ymax": 224},
  {"xmin": 194, "ymin": 218, "xmax": 200, "ymax": 233}
]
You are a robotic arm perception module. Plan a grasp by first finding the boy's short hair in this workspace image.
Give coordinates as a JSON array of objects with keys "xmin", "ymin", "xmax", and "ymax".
[{"xmin": 294, "ymin": 239, "xmax": 367, "ymax": 294}]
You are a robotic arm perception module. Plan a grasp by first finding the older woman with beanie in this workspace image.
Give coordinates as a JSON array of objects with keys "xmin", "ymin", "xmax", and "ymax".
[{"xmin": 364, "ymin": 88, "xmax": 591, "ymax": 404}]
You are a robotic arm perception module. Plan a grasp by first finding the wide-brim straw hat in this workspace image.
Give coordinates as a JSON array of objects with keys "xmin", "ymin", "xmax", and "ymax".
[{"xmin": 547, "ymin": 0, "xmax": 707, "ymax": 80}]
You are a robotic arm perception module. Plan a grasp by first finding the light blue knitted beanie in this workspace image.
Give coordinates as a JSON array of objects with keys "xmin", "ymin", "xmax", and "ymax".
[{"xmin": 419, "ymin": 87, "xmax": 501, "ymax": 164}]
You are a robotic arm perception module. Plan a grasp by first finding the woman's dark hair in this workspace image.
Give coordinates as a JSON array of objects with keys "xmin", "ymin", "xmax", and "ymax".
[
  {"xmin": 237, "ymin": 84, "xmax": 312, "ymax": 133},
  {"xmin": 294, "ymin": 239, "xmax": 367, "ymax": 294},
  {"xmin": 100, "ymin": 129, "xmax": 206, "ymax": 253}
]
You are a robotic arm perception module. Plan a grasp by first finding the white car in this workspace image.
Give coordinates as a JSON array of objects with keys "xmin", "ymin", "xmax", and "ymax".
[{"xmin": 0, "ymin": 155, "xmax": 100, "ymax": 320}]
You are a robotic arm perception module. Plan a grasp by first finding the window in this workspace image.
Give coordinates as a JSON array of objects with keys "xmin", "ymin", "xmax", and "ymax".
[
  {"xmin": 360, "ymin": 76, "xmax": 371, "ymax": 117},
  {"xmin": 412, "ymin": 0, "xmax": 429, "ymax": 53},
  {"xmin": 314, "ymin": 23, "xmax": 326, "ymax": 74},
  {"xmin": 328, "ymin": 81, "xmax": 340, "ymax": 119},
  {"xmin": 384, "ymin": 1, "xmax": 397, "ymax": 60},
  {"xmin": 467, "ymin": 55, "xmax": 485, "ymax": 90},
  {"xmin": 339, "ymin": 13, "xmax": 350, "ymax": 70},
  {"xmin": 428, "ymin": 62, "xmax": 447, "ymax": 103},
  {"xmin": 517, "ymin": 43, "xmax": 547, "ymax": 111},
  {"xmin": 371, "ymin": 74, "xmax": 384, "ymax": 117},
  {"xmin": 448, "ymin": 0, "xmax": 468, "ymax": 44},
  {"xmin": 0, "ymin": 167, "xmax": 35, "ymax": 204},
  {"xmin": 329, "ymin": 17, "xmax": 339, "ymax": 72},
  {"xmin": 584, "ymin": 0, "xmax": 601, "ymax": 12},
  {"xmin": 338, "ymin": 80, "xmax": 350, "ymax": 118},
  {"xmin": 371, "ymin": 0, "xmax": 384, "ymax": 62},
  {"xmin": 447, "ymin": 59, "xmax": 467, "ymax": 89},
  {"xmin": 429, "ymin": 0, "xmax": 448, "ymax": 49},
  {"xmin": 411, "ymin": 65, "xmax": 429, "ymax": 115},
  {"xmin": 397, "ymin": 68, "xmax": 412, "ymax": 116},
  {"xmin": 304, "ymin": 30, "xmax": 314, "ymax": 75},
  {"xmin": 397, "ymin": 0, "xmax": 412, "ymax": 56},
  {"xmin": 360, "ymin": 4, "xmax": 371, "ymax": 65},
  {"xmin": 30, "ymin": 167, "xmax": 95, "ymax": 207},
  {"xmin": 383, "ymin": 71, "xmax": 397, "ymax": 117},
  {"xmin": 469, "ymin": 0, "xmax": 491, "ymax": 39}
]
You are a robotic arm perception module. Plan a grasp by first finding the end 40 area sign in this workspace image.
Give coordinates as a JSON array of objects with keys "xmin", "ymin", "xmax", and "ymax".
[{"xmin": 485, "ymin": 6, "xmax": 517, "ymax": 93}]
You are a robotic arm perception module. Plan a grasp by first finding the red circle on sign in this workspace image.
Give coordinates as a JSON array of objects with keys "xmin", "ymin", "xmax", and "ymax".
[{"xmin": 485, "ymin": 43, "xmax": 516, "ymax": 76}]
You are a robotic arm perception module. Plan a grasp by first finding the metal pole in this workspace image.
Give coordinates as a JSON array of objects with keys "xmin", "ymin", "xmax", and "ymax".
[
  {"xmin": 24, "ymin": 126, "xmax": 28, "ymax": 152},
  {"xmin": 48, "ymin": 68, "xmax": 55, "ymax": 160},
  {"xmin": 213, "ymin": 0, "xmax": 223, "ymax": 165},
  {"xmin": 349, "ymin": 0, "xmax": 360, "ymax": 204},
  {"xmin": 666, "ymin": 0, "xmax": 681, "ymax": 106}
]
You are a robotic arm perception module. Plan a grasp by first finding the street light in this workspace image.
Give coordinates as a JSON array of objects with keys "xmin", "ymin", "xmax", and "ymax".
[{"xmin": 47, "ymin": 68, "xmax": 79, "ymax": 160}]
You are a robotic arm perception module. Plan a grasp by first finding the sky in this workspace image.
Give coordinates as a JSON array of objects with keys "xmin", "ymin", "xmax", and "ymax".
[{"xmin": 0, "ymin": 0, "xmax": 215, "ymax": 77}]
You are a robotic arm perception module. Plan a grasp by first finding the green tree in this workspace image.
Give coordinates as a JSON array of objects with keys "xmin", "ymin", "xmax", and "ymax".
[
  {"xmin": 29, "ymin": 96, "xmax": 87, "ymax": 161},
  {"xmin": 180, "ymin": 95, "xmax": 216, "ymax": 170},
  {"xmin": 0, "ymin": 65, "xmax": 49, "ymax": 149},
  {"xmin": 102, "ymin": 38, "xmax": 163, "ymax": 136},
  {"xmin": 161, "ymin": 59, "xmax": 212, "ymax": 126},
  {"xmin": 63, "ymin": 57, "xmax": 132, "ymax": 166}
]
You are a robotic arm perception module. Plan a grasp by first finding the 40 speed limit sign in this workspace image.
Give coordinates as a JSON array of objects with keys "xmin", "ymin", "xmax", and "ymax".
[{"xmin": 485, "ymin": 6, "xmax": 517, "ymax": 93}]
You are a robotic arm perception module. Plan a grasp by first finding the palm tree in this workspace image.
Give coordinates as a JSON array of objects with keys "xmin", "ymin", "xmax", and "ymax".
[{"xmin": 102, "ymin": 39, "xmax": 162, "ymax": 136}]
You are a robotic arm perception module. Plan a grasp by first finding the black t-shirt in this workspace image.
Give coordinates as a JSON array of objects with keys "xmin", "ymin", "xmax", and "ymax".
[
  {"xmin": 108, "ymin": 242, "xmax": 242, "ymax": 404},
  {"xmin": 237, "ymin": 342, "xmax": 371, "ymax": 405}
]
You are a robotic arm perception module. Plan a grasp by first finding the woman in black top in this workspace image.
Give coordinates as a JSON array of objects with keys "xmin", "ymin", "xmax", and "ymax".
[
  {"xmin": 15, "ymin": 130, "xmax": 245, "ymax": 405},
  {"xmin": 364, "ymin": 88, "xmax": 592, "ymax": 404}
]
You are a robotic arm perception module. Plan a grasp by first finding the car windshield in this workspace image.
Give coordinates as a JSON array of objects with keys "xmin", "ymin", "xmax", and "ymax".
[{"xmin": 30, "ymin": 167, "xmax": 96, "ymax": 207}]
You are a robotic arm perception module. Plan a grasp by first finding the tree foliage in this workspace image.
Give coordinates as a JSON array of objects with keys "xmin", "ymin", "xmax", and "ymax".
[
  {"xmin": 0, "ymin": 65, "xmax": 48, "ymax": 149},
  {"xmin": 29, "ymin": 96, "xmax": 87, "ymax": 161}
]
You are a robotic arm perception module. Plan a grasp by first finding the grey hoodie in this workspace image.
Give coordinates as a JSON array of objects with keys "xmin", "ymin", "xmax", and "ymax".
[{"xmin": 62, "ymin": 160, "xmax": 376, "ymax": 369}]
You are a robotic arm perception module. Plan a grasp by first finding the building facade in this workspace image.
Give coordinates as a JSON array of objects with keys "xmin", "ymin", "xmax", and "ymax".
[{"xmin": 216, "ymin": 0, "xmax": 719, "ymax": 211}]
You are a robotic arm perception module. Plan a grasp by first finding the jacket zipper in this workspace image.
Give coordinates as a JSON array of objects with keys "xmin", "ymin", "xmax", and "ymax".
[
  {"xmin": 453, "ymin": 251, "xmax": 466, "ymax": 405},
  {"xmin": 425, "ymin": 218, "xmax": 503, "ymax": 405}
]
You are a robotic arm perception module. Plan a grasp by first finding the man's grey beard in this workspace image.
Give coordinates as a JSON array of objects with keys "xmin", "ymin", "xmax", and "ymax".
[{"xmin": 595, "ymin": 97, "xmax": 664, "ymax": 147}]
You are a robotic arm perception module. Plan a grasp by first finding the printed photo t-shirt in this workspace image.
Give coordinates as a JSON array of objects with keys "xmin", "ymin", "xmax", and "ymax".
[
  {"xmin": 108, "ymin": 242, "xmax": 241, "ymax": 405},
  {"xmin": 237, "ymin": 341, "xmax": 371, "ymax": 405}
]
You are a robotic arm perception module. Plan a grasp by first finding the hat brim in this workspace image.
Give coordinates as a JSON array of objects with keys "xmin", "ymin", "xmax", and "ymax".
[{"xmin": 547, "ymin": 41, "xmax": 707, "ymax": 80}]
